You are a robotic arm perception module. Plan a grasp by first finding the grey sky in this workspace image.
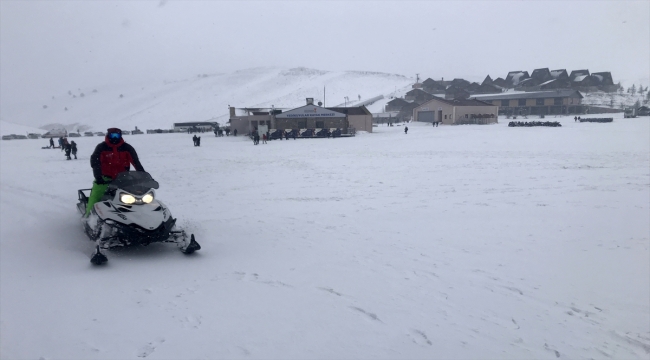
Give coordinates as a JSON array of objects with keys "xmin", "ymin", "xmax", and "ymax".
[{"xmin": 1, "ymin": 0, "xmax": 648, "ymax": 105}]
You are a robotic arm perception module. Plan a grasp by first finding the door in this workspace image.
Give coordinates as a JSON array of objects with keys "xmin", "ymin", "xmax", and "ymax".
[
  {"xmin": 438, "ymin": 110, "xmax": 443, "ymax": 123},
  {"xmin": 418, "ymin": 111, "xmax": 435, "ymax": 123}
]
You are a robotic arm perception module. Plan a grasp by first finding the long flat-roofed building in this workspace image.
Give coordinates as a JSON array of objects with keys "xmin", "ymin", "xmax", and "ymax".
[{"xmin": 470, "ymin": 89, "xmax": 583, "ymax": 115}]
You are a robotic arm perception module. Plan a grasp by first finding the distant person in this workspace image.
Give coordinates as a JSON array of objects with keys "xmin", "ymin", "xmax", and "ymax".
[
  {"xmin": 292, "ymin": 129, "xmax": 297, "ymax": 140},
  {"xmin": 64, "ymin": 143, "xmax": 72, "ymax": 160},
  {"xmin": 226, "ymin": 128, "xmax": 230, "ymax": 136},
  {"xmin": 49, "ymin": 137, "xmax": 55, "ymax": 148},
  {"xmin": 252, "ymin": 128, "xmax": 259, "ymax": 145},
  {"xmin": 58, "ymin": 137, "xmax": 63, "ymax": 150},
  {"xmin": 70, "ymin": 141, "xmax": 78, "ymax": 159},
  {"xmin": 193, "ymin": 134, "xmax": 198, "ymax": 146},
  {"xmin": 574, "ymin": 116, "xmax": 577, "ymax": 122},
  {"xmin": 262, "ymin": 133, "xmax": 267, "ymax": 144},
  {"xmin": 197, "ymin": 136, "xmax": 201, "ymax": 146},
  {"xmin": 404, "ymin": 126, "xmax": 408, "ymax": 134},
  {"xmin": 233, "ymin": 129, "xmax": 238, "ymax": 136}
]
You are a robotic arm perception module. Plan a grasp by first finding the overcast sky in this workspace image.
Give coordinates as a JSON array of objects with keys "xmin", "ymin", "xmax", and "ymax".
[{"xmin": 1, "ymin": 0, "xmax": 648, "ymax": 105}]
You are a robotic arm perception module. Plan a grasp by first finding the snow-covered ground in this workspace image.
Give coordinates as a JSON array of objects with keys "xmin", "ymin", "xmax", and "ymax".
[{"xmin": 1, "ymin": 114, "xmax": 649, "ymax": 359}]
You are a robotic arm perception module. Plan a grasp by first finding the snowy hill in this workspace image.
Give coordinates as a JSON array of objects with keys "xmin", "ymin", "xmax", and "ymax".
[{"xmin": 0, "ymin": 67, "xmax": 413, "ymax": 133}]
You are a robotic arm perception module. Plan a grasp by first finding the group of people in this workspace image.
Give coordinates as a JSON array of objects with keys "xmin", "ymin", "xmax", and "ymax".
[
  {"xmin": 250, "ymin": 128, "xmax": 265, "ymax": 145},
  {"xmin": 49, "ymin": 136, "xmax": 77, "ymax": 160},
  {"xmin": 192, "ymin": 135, "xmax": 201, "ymax": 146}
]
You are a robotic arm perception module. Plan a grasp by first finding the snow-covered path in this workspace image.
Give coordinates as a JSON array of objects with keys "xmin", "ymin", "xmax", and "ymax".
[{"xmin": 1, "ymin": 115, "xmax": 649, "ymax": 359}]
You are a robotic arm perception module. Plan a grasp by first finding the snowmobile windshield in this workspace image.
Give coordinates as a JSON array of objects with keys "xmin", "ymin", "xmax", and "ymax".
[{"xmin": 109, "ymin": 171, "xmax": 159, "ymax": 195}]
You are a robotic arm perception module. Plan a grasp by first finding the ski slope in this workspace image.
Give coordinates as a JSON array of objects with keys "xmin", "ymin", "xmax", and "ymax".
[
  {"xmin": 0, "ymin": 67, "xmax": 412, "ymax": 133},
  {"xmin": 1, "ymin": 113, "xmax": 648, "ymax": 359}
]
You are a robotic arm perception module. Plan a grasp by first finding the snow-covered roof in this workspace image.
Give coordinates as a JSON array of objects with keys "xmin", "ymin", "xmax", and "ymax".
[
  {"xmin": 470, "ymin": 89, "xmax": 583, "ymax": 101},
  {"xmin": 573, "ymin": 75, "xmax": 588, "ymax": 82}
]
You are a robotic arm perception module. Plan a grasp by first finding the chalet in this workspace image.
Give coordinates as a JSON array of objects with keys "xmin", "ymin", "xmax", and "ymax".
[
  {"xmin": 531, "ymin": 68, "xmax": 553, "ymax": 83},
  {"xmin": 466, "ymin": 82, "xmax": 481, "ymax": 92},
  {"xmin": 413, "ymin": 96, "xmax": 498, "ymax": 125},
  {"xmin": 445, "ymin": 86, "xmax": 470, "ymax": 100},
  {"xmin": 505, "ymin": 71, "xmax": 530, "ymax": 87},
  {"xmin": 422, "ymin": 78, "xmax": 446, "ymax": 94},
  {"xmin": 591, "ymin": 72, "xmax": 613, "ymax": 86},
  {"xmin": 385, "ymin": 97, "xmax": 410, "ymax": 112},
  {"xmin": 493, "ymin": 77, "xmax": 508, "ymax": 88},
  {"xmin": 550, "ymin": 69, "xmax": 569, "ymax": 80},
  {"xmin": 470, "ymin": 89, "xmax": 584, "ymax": 115},
  {"xmin": 405, "ymin": 88, "xmax": 435, "ymax": 103},
  {"xmin": 482, "ymin": 75, "xmax": 493, "ymax": 86},
  {"xmin": 450, "ymin": 78, "xmax": 471, "ymax": 89},
  {"xmin": 569, "ymin": 69, "xmax": 590, "ymax": 80}
]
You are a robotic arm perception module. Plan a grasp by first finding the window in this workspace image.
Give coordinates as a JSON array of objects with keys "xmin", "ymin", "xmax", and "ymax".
[
  {"xmin": 316, "ymin": 121, "xmax": 324, "ymax": 128},
  {"xmin": 444, "ymin": 115, "xmax": 447, "ymax": 119},
  {"xmin": 536, "ymin": 98, "xmax": 544, "ymax": 106},
  {"xmin": 465, "ymin": 114, "xmax": 468, "ymax": 118},
  {"xmin": 554, "ymin": 97, "xmax": 563, "ymax": 105},
  {"xmin": 501, "ymin": 100, "xmax": 510, "ymax": 106},
  {"xmin": 518, "ymin": 99, "xmax": 526, "ymax": 106}
]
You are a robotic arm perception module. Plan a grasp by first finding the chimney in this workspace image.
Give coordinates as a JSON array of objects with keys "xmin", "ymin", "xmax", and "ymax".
[
  {"xmin": 229, "ymin": 106, "xmax": 235, "ymax": 117},
  {"xmin": 306, "ymin": 97, "xmax": 314, "ymax": 105}
]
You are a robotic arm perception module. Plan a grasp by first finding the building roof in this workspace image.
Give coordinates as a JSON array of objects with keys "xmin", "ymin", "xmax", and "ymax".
[
  {"xmin": 573, "ymin": 75, "xmax": 589, "ymax": 82},
  {"xmin": 569, "ymin": 69, "xmax": 590, "ymax": 79},
  {"xmin": 482, "ymin": 75, "xmax": 493, "ymax": 85},
  {"xmin": 419, "ymin": 95, "xmax": 494, "ymax": 108},
  {"xmin": 550, "ymin": 69, "xmax": 568, "ymax": 79},
  {"xmin": 326, "ymin": 106, "xmax": 371, "ymax": 116},
  {"xmin": 174, "ymin": 121, "xmax": 218, "ymax": 126},
  {"xmin": 387, "ymin": 97, "xmax": 409, "ymax": 106},
  {"xmin": 470, "ymin": 89, "xmax": 583, "ymax": 101}
]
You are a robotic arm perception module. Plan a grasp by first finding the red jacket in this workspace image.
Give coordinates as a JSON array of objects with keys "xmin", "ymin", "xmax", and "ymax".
[{"xmin": 90, "ymin": 137, "xmax": 144, "ymax": 181}]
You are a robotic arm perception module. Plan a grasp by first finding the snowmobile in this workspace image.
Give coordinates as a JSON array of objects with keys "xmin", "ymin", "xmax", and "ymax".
[{"xmin": 77, "ymin": 171, "xmax": 200, "ymax": 265}]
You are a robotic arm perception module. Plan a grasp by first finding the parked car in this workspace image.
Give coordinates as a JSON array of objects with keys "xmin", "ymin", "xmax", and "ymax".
[
  {"xmin": 41, "ymin": 130, "xmax": 67, "ymax": 138},
  {"xmin": 122, "ymin": 130, "xmax": 131, "ymax": 135},
  {"xmin": 27, "ymin": 133, "xmax": 41, "ymax": 139},
  {"xmin": 14, "ymin": 135, "xmax": 28, "ymax": 139},
  {"xmin": 95, "ymin": 132, "xmax": 105, "ymax": 136},
  {"xmin": 316, "ymin": 128, "xmax": 330, "ymax": 137},
  {"xmin": 269, "ymin": 129, "xmax": 284, "ymax": 140},
  {"xmin": 68, "ymin": 133, "xmax": 81, "ymax": 137},
  {"xmin": 84, "ymin": 132, "xmax": 94, "ymax": 136},
  {"xmin": 300, "ymin": 129, "xmax": 315, "ymax": 137},
  {"xmin": 132, "ymin": 129, "xmax": 144, "ymax": 135},
  {"xmin": 2, "ymin": 135, "xmax": 13, "ymax": 140}
]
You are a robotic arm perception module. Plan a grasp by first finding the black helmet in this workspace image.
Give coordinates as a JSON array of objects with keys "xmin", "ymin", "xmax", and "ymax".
[{"xmin": 106, "ymin": 128, "xmax": 122, "ymax": 145}]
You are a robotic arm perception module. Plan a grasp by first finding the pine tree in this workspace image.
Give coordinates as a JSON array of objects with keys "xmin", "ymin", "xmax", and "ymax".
[{"xmin": 631, "ymin": 84, "xmax": 636, "ymax": 94}]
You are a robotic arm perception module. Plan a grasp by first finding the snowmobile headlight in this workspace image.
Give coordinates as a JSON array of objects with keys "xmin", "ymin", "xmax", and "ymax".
[
  {"xmin": 142, "ymin": 193, "xmax": 154, "ymax": 204},
  {"xmin": 120, "ymin": 193, "xmax": 136, "ymax": 204}
]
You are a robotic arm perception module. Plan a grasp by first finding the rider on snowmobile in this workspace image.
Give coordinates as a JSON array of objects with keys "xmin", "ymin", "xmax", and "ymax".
[{"xmin": 85, "ymin": 128, "xmax": 145, "ymax": 216}]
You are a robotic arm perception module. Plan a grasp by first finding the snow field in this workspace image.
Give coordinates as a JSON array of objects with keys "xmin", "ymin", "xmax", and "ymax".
[{"xmin": 1, "ymin": 114, "xmax": 649, "ymax": 359}]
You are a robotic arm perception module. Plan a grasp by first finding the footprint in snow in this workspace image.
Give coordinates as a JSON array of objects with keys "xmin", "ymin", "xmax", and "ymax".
[{"xmin": 137, "ymin": 337, "xmax": 165, "ymax": 358}]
